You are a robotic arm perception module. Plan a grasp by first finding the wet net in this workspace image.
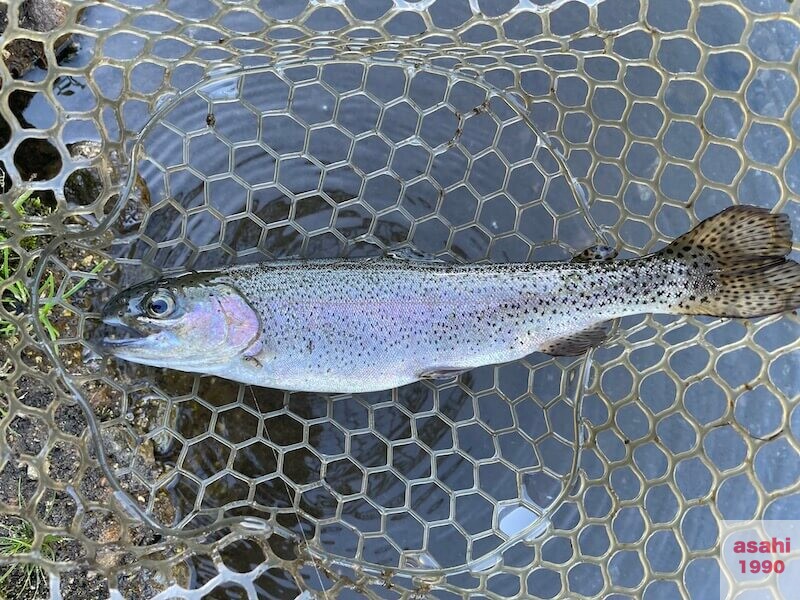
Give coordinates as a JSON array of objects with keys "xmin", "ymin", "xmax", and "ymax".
[{"xmin": 0, "ymin": 0, "xmax": 799, "ymax": 598}]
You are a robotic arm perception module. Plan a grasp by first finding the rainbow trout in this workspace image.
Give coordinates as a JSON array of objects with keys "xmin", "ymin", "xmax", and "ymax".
[{"xmin": 102, "ymin": 206, "xmax": 800, "ymax": 393}]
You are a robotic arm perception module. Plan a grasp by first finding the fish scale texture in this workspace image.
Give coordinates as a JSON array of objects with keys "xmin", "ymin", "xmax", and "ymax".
[{"xmin": 213, "ymin": 257, "xmax": 690, "ymax": 392}]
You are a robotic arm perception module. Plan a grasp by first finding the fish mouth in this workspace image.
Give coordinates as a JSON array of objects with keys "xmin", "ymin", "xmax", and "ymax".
[{"xmin": 100, "ymin": 315, "xmax": 149, "ymax": 349}]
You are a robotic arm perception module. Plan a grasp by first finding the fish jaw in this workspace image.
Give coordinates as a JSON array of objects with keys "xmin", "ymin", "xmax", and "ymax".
[
  {"xmin": 100, "ymin": 277, "xmax": 263, "ymax": 372},
  {"xmin": 100, "ymin": 314, "xmax": 180, "ymax": 364},
  {"xmin": 102, "ymin": 329, "xmax": 163, "ymax": 356}
]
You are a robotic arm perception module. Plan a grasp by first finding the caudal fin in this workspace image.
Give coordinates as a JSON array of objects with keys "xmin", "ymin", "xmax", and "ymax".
[{"xmin": 661, "ymin": 205, "xmax": 800, "ymax": 318}]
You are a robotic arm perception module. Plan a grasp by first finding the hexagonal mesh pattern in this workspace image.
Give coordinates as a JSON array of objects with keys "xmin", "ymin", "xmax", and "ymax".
[{"xmin": 0, "ymin": 0, "xmax": 798, "ymax": 598}]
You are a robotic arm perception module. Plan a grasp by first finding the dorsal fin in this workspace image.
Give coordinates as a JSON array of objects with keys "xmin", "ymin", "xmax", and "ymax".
[{"xmin": 572, "ymin": 244, "xmax": 618, "ymax": 262}]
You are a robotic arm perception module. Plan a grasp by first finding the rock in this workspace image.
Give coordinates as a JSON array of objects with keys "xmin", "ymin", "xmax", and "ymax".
[
  {"xmin": 18, "ymin": 0, "xmax": 69, "ymax": 32},
  {"xmin": 0, "ymin": 0, "xmax": 70, "ymax": 78}
]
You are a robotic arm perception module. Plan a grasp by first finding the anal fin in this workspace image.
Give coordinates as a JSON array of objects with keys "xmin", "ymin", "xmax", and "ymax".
[
  {"xmin": 540, "ymin": 322, "xmax": 611, "ymax": 356},
  {"xmin": 387, "ymin": 247, "xmax": 445, "ymax": 263},
  {"xmin": 418, "ymin": 367, "xmax": 468, "ymax": 381}
]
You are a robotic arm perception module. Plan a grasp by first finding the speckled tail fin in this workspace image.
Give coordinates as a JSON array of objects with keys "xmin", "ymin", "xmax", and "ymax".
[{"xmin": 663, "ymin": 206, "xmax": 800, "ymax": 318}]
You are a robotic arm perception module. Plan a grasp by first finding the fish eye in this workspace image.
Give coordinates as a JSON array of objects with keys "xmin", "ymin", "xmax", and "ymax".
[{"xmin": 145, "ymin": 289, "xmax": 176, "ymax": 318}]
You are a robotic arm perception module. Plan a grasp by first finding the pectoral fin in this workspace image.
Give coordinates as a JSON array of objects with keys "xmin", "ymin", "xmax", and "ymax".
[
  {"xmin": 572, "ymin": 244, "xmax": 618, "ymax": 262},
  {"xmin": 540, "ymin": 323, "xmax": 611, "ymax": 356},
  {"xmin": 418, "ymin": 367, "xmax": 468, "ymax": 380}
]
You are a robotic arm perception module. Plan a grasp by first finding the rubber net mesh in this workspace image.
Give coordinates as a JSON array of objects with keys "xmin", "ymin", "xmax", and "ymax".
[{"xmin": 0, "ymin": 0, "xmax": 798, "ymax": 598}]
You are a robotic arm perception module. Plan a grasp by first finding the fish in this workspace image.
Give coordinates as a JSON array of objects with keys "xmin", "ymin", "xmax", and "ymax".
[{"xmin": 101, "ymin": 205, "xmax": 800, "ymax": 393}]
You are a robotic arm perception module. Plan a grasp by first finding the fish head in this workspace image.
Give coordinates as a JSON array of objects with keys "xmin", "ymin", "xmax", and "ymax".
[{"xmin": 101, "ymin": 274, "xmax": 261, "ymax": 369}]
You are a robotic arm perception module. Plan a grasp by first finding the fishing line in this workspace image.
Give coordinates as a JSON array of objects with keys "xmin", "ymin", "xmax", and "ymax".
[{"xmin": 248, "ymin": 385, "xmax": 330, "ymax": 600}]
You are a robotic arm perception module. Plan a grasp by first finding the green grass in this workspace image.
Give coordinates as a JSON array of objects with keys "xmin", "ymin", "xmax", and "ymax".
[
  {"xmin": 0, "ymin": 487, "xmax": 62, "ymax": 599},
  {"xmin": 0, "ymin": 191, "xmax": 38, "ymax": 339},
  {"xmin": 37, "ymin": 262, "xmax": 108, "ymax": 341},
  {"xmin": 0, "ymin": 191, "xmax": 107, "ymax": 341},
  {"xmin": 0, "ymin": 517, "xmax": 61, "ymax": 598}
]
